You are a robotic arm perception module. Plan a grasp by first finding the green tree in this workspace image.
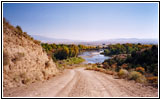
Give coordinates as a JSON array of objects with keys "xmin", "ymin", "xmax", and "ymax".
[
  {"xmin": 104, "ymin": 49, "xmax": 110, "ymax": 55},
  {"xmin": 69, "ymin": 45, "xmax": 79, "ymax": 57},
  {"xmin": 54, "ymin": 46, "xmax": 69, "ymax": 60}
]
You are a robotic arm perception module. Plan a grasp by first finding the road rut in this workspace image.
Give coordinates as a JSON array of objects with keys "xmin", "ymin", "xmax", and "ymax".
[{"xmin": 3, "ymin": 68, "xmax": 158, "ymax": 97}]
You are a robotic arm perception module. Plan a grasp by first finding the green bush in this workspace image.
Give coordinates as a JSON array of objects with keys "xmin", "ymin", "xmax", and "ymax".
[
  {"xmin": 52, "ymin": 55, "xmax": 57, "ymax": 62},
  {"xmin": 104, "ymin": 49, "xmax": 110, "ymax": 55},
  {"xmin": 54, "ymin": 46, "xmax": 69, "ymax": 60}
]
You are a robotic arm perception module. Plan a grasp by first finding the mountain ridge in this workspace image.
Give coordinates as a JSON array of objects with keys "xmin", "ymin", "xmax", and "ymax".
[{"xmin": 31, "ymin": 35, "xmax": 158, "ymax": 45}]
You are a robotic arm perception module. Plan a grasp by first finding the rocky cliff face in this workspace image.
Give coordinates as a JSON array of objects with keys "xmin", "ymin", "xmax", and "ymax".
[{"xmin": 3, "ymin": 19, "xmax": 59, "ymax": 90}]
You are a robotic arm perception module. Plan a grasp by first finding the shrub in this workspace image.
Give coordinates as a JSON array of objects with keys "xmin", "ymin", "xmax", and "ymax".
[
  {"xmin": 97, "ymin": 64, "xmax": 102, "ymax": 68},
  {"xmin": 85, "ymin": 66, "xmax": 93, "ymax": 70},
  {"xmin": 86, "ymin": 64, "xmax": 99, "ymax": 71},
  {"xmin": 136, "ymin": 75, "xmax": 147, "ymax": 83},
  {"xmin": 105, "ymin": 69, "xmax": 115, "ymax": 75},
  {"xmin": 128, "ymin": 71, "xmax": 146, "ymax": 83},
  {"xmin": 146, "ymin": 76, "xmax": 158, "ymax": 84},
  {"xmin": 118, "ymin": 69, "xmax": 129, "ymax": 78},
  {"xmin": 3, "ymin": 51, "xmax": 10, "ymax": 66},
  {"xmin": 34, "ymin": 40, "xmax": 41, "ymax": 45},
  {"xmin": 86, "ymin": 65, "xmax": 115, "ymax": 75},
  {"xmin": 128, "ymin": 71, "xmax": 142, "ymax": 80},
  {"xmin": 136, "ymin": 66, "xmax": 145, "ymax": 74},
  {"xmin": 54, "ymin": 47, "xmax": 69, "ymax": 60},
  {"xmin": 52, "ymin": 55, "xmax": 57, "ymax": 62},
  {"xmin": 104, "ymin": 49, "xmax": 110, "ymax": 55},
  {"xmin": 92, "ymin": 64, "xmax": 97, "ymax": 68},
  {"xmin": 121, "ymin": 64, "xmax": 128, "ymax": 69},
  {"xmin": 16, "ymin": 25, "xmax": 23, "ymax": 33}
]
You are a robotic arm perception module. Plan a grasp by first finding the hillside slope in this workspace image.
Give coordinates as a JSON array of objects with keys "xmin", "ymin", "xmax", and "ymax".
[{"xmin": 3, "ymin": 19, "xmax": 59, "ymax": 90}]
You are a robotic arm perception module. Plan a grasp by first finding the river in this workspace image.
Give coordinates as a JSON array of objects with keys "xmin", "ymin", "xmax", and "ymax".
[{"xmin": 78, "ymin": 50, "xmax": 110, "ymax": 64}]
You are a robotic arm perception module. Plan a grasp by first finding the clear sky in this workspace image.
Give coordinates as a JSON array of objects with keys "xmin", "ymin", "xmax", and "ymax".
[{"xmin": 3, "ymin": 3, "xmax": 159, "ymax": 41}]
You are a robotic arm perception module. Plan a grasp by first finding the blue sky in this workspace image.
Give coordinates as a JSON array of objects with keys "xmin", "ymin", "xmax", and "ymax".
[{"xmin": 3, "ymin": 3, "xmax": 158, "ymax": 41}]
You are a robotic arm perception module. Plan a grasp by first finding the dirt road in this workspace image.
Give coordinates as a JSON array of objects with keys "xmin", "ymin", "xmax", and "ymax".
[{"xmin": 3, "ymin": 68, "xmax": 158, "ymax": 97}]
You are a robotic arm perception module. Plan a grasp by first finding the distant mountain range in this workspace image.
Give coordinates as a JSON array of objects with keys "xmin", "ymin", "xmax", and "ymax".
[
  {"xmin": 31, "ymin": 35, "xmax": 81, "ymax": 44},
  {"xmin": 31, "ymin": 35, "xmax": 90, "ymax": 44},
  {"xmin": 92, "ymin": 38, "xmax": 158, "ymax": 45},
  {"xmin": 31, "ymin": 35, "xmax": 158, "ymax": 45}
]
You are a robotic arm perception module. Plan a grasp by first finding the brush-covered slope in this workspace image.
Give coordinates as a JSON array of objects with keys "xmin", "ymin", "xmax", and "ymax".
[{"xmin": 3, "ymin": 18, "xmax": 59, "ymax": 90}]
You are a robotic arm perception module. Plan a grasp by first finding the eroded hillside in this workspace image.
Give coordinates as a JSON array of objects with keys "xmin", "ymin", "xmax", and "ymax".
[{"xmin": 3, "ymin": 18, "xmax": 59, "ymax": 90}]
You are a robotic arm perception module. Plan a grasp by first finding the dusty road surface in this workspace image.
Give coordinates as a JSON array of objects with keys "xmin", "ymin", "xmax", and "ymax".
[{"xmin": 3, "ymin": 68, "xmax": 158, "ymax": 97}]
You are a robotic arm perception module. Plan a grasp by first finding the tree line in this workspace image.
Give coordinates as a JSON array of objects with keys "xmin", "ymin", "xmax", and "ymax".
[
  {"xmin": 41, "ymin": 43, "xmax": 99, "ymax": 60},
  {"xmin": 102, "ymin": 44, "xmax": 158, "ymax": 76},
  {"xmin": 103, "ymin": 43, "xmax": 152, "ymax": 56}
]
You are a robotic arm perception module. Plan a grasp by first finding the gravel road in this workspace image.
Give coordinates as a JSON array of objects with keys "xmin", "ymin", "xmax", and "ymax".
[{"xmin": 3, "ymin": 68, "xmax": 158, "ymax": 97}]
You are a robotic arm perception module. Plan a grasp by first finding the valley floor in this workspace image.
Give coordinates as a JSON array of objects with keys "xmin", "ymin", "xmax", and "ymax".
[{"xmin": 3, "ymin": 67, "xmax": 158, "ymax": 97}]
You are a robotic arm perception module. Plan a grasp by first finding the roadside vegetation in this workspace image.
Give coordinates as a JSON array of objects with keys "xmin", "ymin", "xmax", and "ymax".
[
  {"xmin": 86, "ymin": 64, "xmax": 117, "ymax": 75},
  {"xmin": 56, "ymin": 57, "xmax": 85, "ymax": 70},
  {"xmin": 87, "ymin": 43, "xmax": 158, "ymax": 87}
]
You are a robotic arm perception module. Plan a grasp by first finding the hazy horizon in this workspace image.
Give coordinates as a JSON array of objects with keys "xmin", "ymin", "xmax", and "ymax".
[
  {"xmin": 3, "ymin": 3, "xmax": 159, "ymax": 41},
  {"xmin": 31, "ymin": 34, "xmax": 158, "ymax": 42}
]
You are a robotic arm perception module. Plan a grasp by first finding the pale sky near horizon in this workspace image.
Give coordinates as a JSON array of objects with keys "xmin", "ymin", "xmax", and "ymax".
[{"xmin": 3, "ymin": 3, "xmax": 159, "ymax": 41}]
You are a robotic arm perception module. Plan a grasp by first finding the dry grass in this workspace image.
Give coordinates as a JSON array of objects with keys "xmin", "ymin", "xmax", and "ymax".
[
  {"xmin": 118, "ymin": 69, "xmax": 129, "ymax": 78},
  {"xmin": 146, "ymin": 76, "xmax": 158, "ymax": 87},
  {"xmin": 128, "ymin": 71, "xmax": 147, "ymax": 83},
  {"xmin": 86, "ymin": 66, "xmax": 147, "ymax": 84},
  {"xmin": 4, "ymin": 18, "xmax": 41, "ymax": 45},
  {"xmin": 86, "ymin": 66, "xmax": 116, "ymax": 75}
]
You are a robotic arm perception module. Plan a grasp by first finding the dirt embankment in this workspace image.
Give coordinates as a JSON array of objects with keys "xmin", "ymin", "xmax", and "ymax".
[
  {"xmin": 3, "ymin": 19, "xmax": 59, "ymax": 90},
  {"xmin": 3, "ymin": 68, "xmax": 158, "ymax": 97}
]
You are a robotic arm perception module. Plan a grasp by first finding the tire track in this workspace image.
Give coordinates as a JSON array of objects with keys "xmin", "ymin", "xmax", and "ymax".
[
  {"xmin": 3, "ymin": 68, "xmax": 158, "ymax": 97},
  {"xmin": 55, "ymin": 69, "xmax": 80, "ymax": 97}
]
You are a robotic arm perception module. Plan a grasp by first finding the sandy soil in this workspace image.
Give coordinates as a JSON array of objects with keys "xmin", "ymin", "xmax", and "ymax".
[{"xmin": 3, "ymin": 68, "xmax": 158, "ymax": 97}]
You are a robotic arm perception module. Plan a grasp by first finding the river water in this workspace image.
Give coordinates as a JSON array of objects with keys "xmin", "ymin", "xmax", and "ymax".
[{"xmin": 78, "ymin": 50, "xmax": 110, "ymax": 64}]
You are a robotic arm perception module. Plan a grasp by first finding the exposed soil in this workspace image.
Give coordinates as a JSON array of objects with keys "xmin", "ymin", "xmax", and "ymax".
[{"xmin": 3, "ymin": 68, "xmax": 158, "ymax": 97}]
